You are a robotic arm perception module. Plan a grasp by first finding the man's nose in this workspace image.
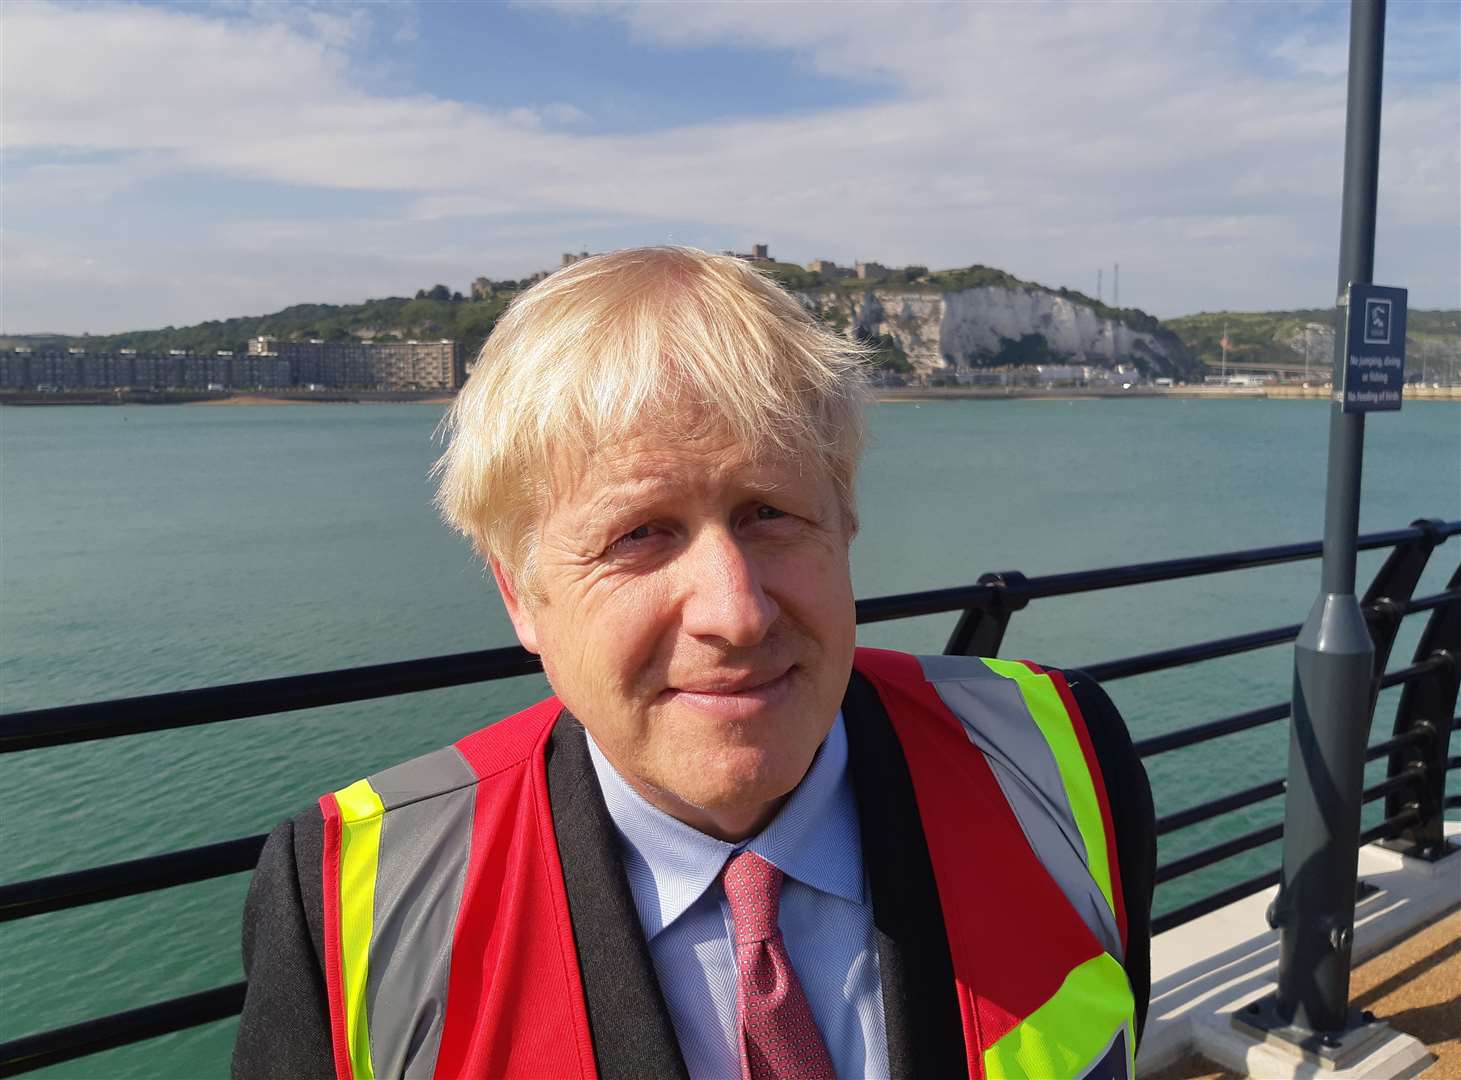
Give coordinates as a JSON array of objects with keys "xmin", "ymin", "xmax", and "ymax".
[{"xmin": 680, "ymin": 528, "xmax": 779, "ymax": 647}]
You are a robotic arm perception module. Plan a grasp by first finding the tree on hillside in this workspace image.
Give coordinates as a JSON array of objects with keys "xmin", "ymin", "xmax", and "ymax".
[{"xmin": 427, "ymin": 284, "xmax": 451, "ymax": 302}]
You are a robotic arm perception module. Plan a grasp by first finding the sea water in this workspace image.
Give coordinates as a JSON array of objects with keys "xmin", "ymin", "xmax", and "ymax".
[{"xmin": 2, "ymin": 398, "xmax": 1457, "ymax": 1076}]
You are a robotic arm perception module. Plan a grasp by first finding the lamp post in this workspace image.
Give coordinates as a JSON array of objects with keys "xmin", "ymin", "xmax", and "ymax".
[{"xmin": 1246, "ymin": 0, "xmax": 1387, "ymax": 1054}]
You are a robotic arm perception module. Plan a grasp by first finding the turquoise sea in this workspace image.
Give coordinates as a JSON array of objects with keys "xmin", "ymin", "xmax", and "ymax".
[{"xmin": 2, "ymin": 398, "xmax": 1458, "ymax": 1077}]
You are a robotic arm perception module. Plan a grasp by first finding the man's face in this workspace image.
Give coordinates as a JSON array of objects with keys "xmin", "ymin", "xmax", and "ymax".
[{"xmin": 496, "ymin": 425, "xmax": 856, "ymax": 840}]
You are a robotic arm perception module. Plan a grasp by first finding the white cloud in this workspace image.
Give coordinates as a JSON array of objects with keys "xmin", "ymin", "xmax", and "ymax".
[{"xmin": 2, "ymin": 0, "xmax": 1457, "ymax": 332}]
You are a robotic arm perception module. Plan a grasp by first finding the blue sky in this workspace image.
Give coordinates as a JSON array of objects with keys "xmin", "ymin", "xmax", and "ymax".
[{"xmin": 3, "ymin": 0, "xmax": 1458, "ymax": 333}]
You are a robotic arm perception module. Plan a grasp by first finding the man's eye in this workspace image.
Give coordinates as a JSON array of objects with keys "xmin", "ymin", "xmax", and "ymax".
[
  {"xmin": 607, "ymin": 524, "xmax": 654, "ymax": 552},
  {"xmin": 755, "ymin": 504, "xmax": 786, "ymax": 521}
]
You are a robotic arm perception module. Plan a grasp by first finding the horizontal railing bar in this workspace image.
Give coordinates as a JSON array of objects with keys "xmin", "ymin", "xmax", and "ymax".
[
  {"xmin": 0, "ymin": 982, "xmax": 246, "ymax": 1077},
  {"xmin": 1359, "ymin": 808, "xmax": 1421, "ymax": 847},
  {"xmin": 1009, "ymin": 522, "xmax": 1457, "ymax": 603},
  {"xmin": 1131, "ymin": 651, "xmax": 1440, "ymax": 760},
  {"xmin": 1135, "ymin": 702, "xmax": 1290, "ymax": 758},
  {"xmin": 2, "ymin": 521, "xmax": 1453, "ymax": 754},
  {"xmin": 2, "ymin": 802, "xmax": 1428, "ymax": 1073},
  {"xmin": 1377, "ymin": 655, "xmax": 1451, "ymax": 691},
  {"xmin": 1152, "ymin": 869, "xmax": 1280, "ymax": 936},
  {"xmin": 0, "ymin": 687, "xmax": 1444, "ymax": 929},
  {"xmin": 0, "ymin": 777, "xmax": 1437, "ymax": 1075},
  {"xmin": 1073, "ymin": 593, "xmax": 1450, "ymax": 685},
  {"xmin": 1364, "ymin": 727, "xmax": 1431, "ymax": 762},
  {"xmin": 852, "ymin": 583, "xmax": 998, "ymax": 624},
  {"xmin": 1156, "ymin": 725, "xmax": 1436, "ymax": 835},
  {"xmin": 1156, "ymin": 777, "xmax": 1286, "ymax": 836},
  {"xmin": 1403, "ymin": 589, "xmax": 1461, "ymax": 614},
  {"xmin": 1081, "ymin": 623, "xmax": 1301, "ymax": 683},
  {"xmin": 861, "ymin": 526, "xmax": 1445, "ymax": 623},
  {"xmin": 1150, "ymin": 806, "xmax": 1422, "ymax": 935},
  {"xmin": 1156, "ymin": 822, "xmax": 1284, "ymax": 884},
  {"xmin": 1447, "ymin": 795, "xmax": 1461, "ymax": 810},
  {"xmin": 0, "ymin": 835, "xmax": 267, "ymax": 924},
  {"xmin": 0, "ymin": 645, "xmax": 543, "ymax": 753},
  {"xmin": 0, "ymin": 519, "xmax": 1451, "ymax": 1074},
  {"xmin": 844, "ymin": 540, "xmax": 1455, "ymax": 625},
  {"xmin": 14, "ymin": 744, "xmax": 1405, "ymax": 926},
  {"xmin": 1360, "ymin": 766, "xmax": 1427, "ymax": 805}
]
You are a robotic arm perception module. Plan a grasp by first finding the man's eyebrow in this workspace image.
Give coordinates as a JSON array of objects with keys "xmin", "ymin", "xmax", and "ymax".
[
  {"xmin": 568, "ymin": 482, "xmax": 666, "ymax": 536},
  {"xmin": 569, "ymin": 470, "xmax": 787, "ymax": 532}
]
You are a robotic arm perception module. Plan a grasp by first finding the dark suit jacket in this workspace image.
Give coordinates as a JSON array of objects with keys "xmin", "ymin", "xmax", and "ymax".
[{"xmin": 232, "ymin": 669, "xmax": 1155, "ymax": 1079}]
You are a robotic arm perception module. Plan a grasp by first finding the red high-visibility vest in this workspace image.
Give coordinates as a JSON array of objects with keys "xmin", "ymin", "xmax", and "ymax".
[{"xmin": 319, "ymin": 648, "xmax": 1135, "ymax": 1079}]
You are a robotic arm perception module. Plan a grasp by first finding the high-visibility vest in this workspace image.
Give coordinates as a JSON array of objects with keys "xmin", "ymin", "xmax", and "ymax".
[{"xmin": 318, "ymin": 648, "xmax": 1135, "ymax": 1079}]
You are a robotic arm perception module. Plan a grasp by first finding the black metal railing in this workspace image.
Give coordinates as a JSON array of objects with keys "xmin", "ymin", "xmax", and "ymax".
[{"xmin": 2, "ymin": 518, "xmax": 1458, "ymax": 1075}]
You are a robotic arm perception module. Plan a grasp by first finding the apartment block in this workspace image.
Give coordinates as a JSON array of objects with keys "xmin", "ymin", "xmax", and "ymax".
[{"xmin": 1, "ymin": 336, "xmax": 464, "ymax": 394}]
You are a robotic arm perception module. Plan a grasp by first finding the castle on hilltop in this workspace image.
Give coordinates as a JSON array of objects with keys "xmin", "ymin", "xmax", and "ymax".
[{"xmin": 468, "ymin": 244, "xmax": 924, "ymax": 298}]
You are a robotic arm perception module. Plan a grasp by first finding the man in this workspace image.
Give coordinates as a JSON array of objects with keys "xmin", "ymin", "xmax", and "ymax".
[{"xmin": 233, "ymin": 246, "xmax": 1155, "ymax": 1080}]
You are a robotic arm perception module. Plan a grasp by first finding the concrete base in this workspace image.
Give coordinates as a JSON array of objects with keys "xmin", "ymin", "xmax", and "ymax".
[
  {"xmin": 1228, "ymin": 999, "xmax": 1430, "ymax": 1078},
  {"xmin": 1138, "ymin": 822, "xmax": 1459, "ymax": 1078}
]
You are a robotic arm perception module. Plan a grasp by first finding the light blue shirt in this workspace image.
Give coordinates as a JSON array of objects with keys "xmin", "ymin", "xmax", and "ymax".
[{"xmin": 586, "ymin": 715, "xmax": 890, "ymax": 1080}]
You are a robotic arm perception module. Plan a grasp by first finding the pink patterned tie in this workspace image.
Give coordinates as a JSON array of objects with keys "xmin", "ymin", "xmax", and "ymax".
[{"xmin": 721, "ymin": 850, "xmax": 836, "ymax": 1080}]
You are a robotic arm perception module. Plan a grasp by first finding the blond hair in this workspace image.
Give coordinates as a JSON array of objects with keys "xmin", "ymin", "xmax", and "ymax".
[{"xmin": 433, "ymin": 246, "xmax": 869, "ymax": 591}]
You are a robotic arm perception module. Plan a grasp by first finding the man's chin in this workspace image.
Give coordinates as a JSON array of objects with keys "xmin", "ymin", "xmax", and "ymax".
[{"xmin": 656, "ymin": 744, "xmax": 815, "ymax": 822}]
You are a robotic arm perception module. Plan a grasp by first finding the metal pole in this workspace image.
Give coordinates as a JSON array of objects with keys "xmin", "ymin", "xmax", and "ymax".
[{"xmin": 1276, "ymin": 0, "xmax": 1385, "ymax": 1035}]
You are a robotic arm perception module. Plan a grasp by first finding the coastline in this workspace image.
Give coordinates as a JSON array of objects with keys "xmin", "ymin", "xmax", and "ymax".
[
  {"xmin": 2, "ymin": 385, "xmax": 1456, "ymax": 406},
  {"xmin": 871, "ymin": 384, "xmax": 1461, "ymax": 402},
  {"xmin": 0, "ymin": 389, "xmax": 456, "ymax": 407}
]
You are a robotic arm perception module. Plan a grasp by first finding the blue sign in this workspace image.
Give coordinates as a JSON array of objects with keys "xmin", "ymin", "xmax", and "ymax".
[{"xmin": 1341, "ymin": 283, "xmax": 1407, "ymax": 413}]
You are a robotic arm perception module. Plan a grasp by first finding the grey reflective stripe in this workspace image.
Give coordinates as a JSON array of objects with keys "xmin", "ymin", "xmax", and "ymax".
[
  {"xmin": 370, "ymin": 745, "xmax": 478, "ymax": 811},
  {"xmin": 364, "ymin": 746, "xmax": 478, "ymax": 1079},
  {"xmin": 917, "ymin": 655, "xmax": 1125, "ymax": 962},
  {"xmin": 917, "ymin": 652, "xmax": 1006, "ymax": 683}
]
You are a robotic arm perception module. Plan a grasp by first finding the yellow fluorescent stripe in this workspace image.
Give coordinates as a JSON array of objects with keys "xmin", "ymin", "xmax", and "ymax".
[
  {"xmin": 980, "ymin": 659, "xmax": 1117, "ymax": 921},
  {"xmin": 335, "ymin": 778, "xmax": 385, "ymax": 1080},
  {"xmin": 983, "ymin": 952, "xmax": 1134, "ymax": 1079}
]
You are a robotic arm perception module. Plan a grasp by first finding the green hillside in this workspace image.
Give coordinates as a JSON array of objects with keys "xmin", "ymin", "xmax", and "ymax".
[
  {"xmin": 4, "ymin": 290, "xmax": 511, "ymax": 362},
  {"xmin": 10, "ymin": 268, "xmax": 1453, "ymax": 384},
  {"xmin": 1166, "ymin": 308, "xmax": 1460, "ymax": 372}
]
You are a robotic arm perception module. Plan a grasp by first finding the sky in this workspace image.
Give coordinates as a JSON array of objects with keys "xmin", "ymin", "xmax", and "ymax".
[{"xmin": 3, "ymin": 0, "xmax": 1459, "ymax": 335}]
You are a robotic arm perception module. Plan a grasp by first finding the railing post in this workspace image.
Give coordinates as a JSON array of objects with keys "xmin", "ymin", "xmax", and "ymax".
[
  {"xmin": 1361, "ymin": 518, "xmax": 1445, "ymax": 686},
  {"xmin": 944, "ymin": 571, "xmax": 1028, "ymax": 657},
  {"xmin": 1265, "ymin": 0, "xmax": 1387, "ymax": 1051},
  {"xmin": 1381, "ymin": 562, "xmax": 1461, "ymax": 860}
]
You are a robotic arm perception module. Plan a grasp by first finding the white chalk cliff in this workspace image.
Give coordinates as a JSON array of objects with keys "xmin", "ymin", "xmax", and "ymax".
[{"xmin": 801, "ymin": 286, "xmax": 1195, "ymax": 378}]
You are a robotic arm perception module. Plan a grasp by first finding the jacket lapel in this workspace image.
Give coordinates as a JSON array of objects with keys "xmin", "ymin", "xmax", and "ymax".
[
  {"xmin": 546, "ymin": 711, "xmax": 691, "ymax": 1080},
  {"xmin": 545, "ymin": 680, "xmax": 968, "ymax": 1080},
  {"xmin": 844, "ymin": 670, "xmax": 971, "ymax": 1079}
]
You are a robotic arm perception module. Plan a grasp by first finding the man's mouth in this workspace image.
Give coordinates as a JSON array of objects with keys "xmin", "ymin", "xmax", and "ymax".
[{"xmin": 661, "ymin": 667, "xmax": 796, "ymax": 717}]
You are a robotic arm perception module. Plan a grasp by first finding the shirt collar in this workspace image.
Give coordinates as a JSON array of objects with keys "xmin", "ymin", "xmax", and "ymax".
[{"xmin": 586, "ymin": 712, "xmax": 865, "ymax": 941}]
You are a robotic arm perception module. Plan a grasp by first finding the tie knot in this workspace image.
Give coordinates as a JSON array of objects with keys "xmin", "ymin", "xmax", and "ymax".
[{"xmin": 721, "ymin": 850, "xmax": 784, "ymax": 943}]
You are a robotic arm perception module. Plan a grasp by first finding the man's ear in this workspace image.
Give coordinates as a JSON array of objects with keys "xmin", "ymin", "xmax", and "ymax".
[{"xmin": 490, "ymin": 558, "xmax": 540, "ymax": 654}]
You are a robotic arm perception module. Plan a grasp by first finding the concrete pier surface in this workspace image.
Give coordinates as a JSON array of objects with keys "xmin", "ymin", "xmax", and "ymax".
[
  {"xmin": 1139, "ymin": 823, "xmax": 1460, "ymax": 1079},
  {"xmin": 1146, "ymin": 906, "xmax": 1460, "ymax": 1078}
]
